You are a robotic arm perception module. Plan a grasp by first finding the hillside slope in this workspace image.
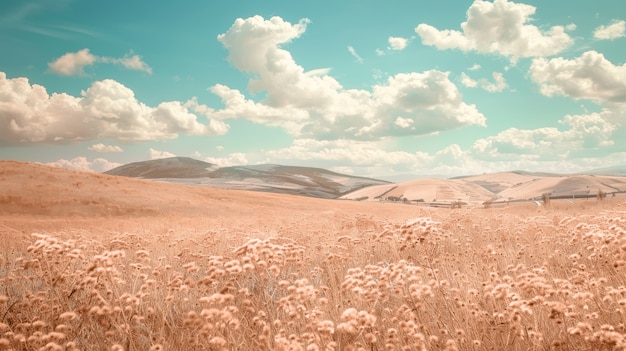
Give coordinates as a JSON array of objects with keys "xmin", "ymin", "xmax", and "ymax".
[{"xmin": 105, "ymin": 157, "xmax": 389, "ymax": 199}]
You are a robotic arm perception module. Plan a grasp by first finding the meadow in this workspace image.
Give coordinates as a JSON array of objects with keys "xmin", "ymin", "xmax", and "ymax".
[{"xmin": 2, "ymin": 196, "xmax": 626, "ymax": 351}]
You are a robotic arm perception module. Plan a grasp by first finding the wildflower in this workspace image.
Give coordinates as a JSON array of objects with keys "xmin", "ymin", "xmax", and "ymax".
[{"xmin": 59, "ymin": 311, "xmax": 78, "ymax": 321}]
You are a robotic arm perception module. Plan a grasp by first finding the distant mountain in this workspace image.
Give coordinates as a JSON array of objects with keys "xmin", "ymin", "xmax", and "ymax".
[
  {"xmin": 583, "ymin": 165, "xmax": 626, "ymax": 177},
  {"xmin": 104, "ymin": 157, "xmax": 389, "ymax": 199},
  {"xmin": 340, "ymin": 178, "xmax": 494, "ymax": 206},
  {"xmin": 105, "ymin": 157, "xmax": 218, "ymax": 178},
  {"xmin": 341, "ymin": 171, "xmax": 626, "ymax": 206},
  {"xmin": 103, "ymin": 158, "xmax": 626, "ymax": 204}
]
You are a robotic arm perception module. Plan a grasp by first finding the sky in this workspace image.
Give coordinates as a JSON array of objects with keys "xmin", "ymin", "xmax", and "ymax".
[{"xmin": 1, "ymin": 0, "xmax": 625, "ymax": 179}]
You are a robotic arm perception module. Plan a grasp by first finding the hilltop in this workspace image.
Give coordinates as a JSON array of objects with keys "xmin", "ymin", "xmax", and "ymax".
[
  {"xmin": 341, "ymin": 171, "xmax": 626, "ymax": 206},
  {"xmin": 101, "ymin": 157, "xmax": 626, "ymax": 206},
  {"xmin": 104, "ymin": 157, "xmax": 389, "ymax": 199}
]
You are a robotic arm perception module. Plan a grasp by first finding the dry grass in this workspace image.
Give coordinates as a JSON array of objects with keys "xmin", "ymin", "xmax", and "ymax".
[{"xmin": 0, "ymin": 197, "xmax": 625, "ymax": 350}]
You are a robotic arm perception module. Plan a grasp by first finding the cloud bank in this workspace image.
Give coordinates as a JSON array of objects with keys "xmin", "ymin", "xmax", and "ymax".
[
  {"xmin": 0, "ymin": 72, "xmax": 228, "ymax": 144},
  {"xmin": 46, "ymin": 157, "xmax": 121, "ymax": 173},
  {"xmin": 88, "ymin": 143, "xmax": 123, "ymax": 153},
  {"xmin": 204, "ymin": 15, "xmax": 485, "ymax": 141}
]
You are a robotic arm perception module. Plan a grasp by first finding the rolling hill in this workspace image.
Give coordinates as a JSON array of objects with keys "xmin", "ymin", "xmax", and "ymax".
[
  {"xmin": 341, "ymin": 171, "xmax": 626, "ymax": 206},
  {"xmin": 104, "ymin": 157, "xmax": 389, "ymax": 199},
  {"xmin": 102, "ymin": 157, "xmax": 626, "ymax": 205}
]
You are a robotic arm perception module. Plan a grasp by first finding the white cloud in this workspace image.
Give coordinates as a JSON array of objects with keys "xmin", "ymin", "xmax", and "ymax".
[
  {"xmin": 260, "ymin": 110, "xmax": 623, "ymax": 177},
  {"xmin": 100, "ymin": 53, "xmax": 153, "ymax": 74},
  {"xmin": 530, "ymin": 51, "xmax": 626, "ymax": 105},
  {"xmin": 263, "ymin": 139, "xmax": 477, "ymax": 177},
  {"xmin": 48, "ymin": 49, "xmax": 152, "ymax": 76},
  {"xmin": 192, "ymin": 150, "xmax": 247, "ymax": 167},
  {"xmin": 394, "ymin": 117, "xmax": 414, "ymax": 129},
  {"xmin": 203, "ymin": 152, "xmax": 248, "ymax": 167},
  {"xmin": 388, "ymin": 36, "xmax": 408, "ymax": 50},
  {"xmin": 0, "ymin": 72, "xmax": 227, "ymax": 144},
  {"xmin": 196, "ymin": 84, "xmax": 307, "ymax": 135},
  {"xmin": 266, "ymin": 139, "xmax": 432, "ymax": 170},
  {"xmin": 367, "ymin": 71, "xmax": 486, "ymax": 134},
  {"xmin": 565, "ymin": 23, "xmax": 577, "ymax": 32},
  {"xmin": 217, "ymin": 16, "xmax": 341, "ymax": 109},
  {"xmin": 468, "ymin": 64, "xmax": 481, "ymax": 71},
  {"xmin": 461, "ymin": 72, "xmax": 478, "ymax": 88},
  {"xmin": 190, "ymin": 150, "xmax": 247, "ymax": 167},
  {"xmin": 211, "ymin": 16, "xmax": 486, "ymax": 141},
  {"xmin": 149, "ymin": 148, "xmax": 176, "ymax": 159},
  {"xmin": 46, "ymin": 156, "xmax": 121, "ymax": 172},
  {"xmin": 415, "ymin": 0, "xmax": 572, "ymax": 62},
  {"xmin": 47, "ymin": 48, "xmax": 97, "ymax": 76},
  {"xmin": 347, "ymin": 46, "xmax": 364, "ymax": 63},
  {"xmin": 464, "ymin": 70, "xmax": 509, "ymax": 94},
  {"xmin": 88, "ymin": 143, "xmax": 123, "ymax": 153},
  {"xmin": 470, "ymin": 112, "xmax": 617, "ymax": 160},
  {"xmin": 481, "ymin": 72, "xmax": 508, "ymax": 93},
  {"xmin": 594, "ymin": 20, "xmax": 625, "ymax": 40}
]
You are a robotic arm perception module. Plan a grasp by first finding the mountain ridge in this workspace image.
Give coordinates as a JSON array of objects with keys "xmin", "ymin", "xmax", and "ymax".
[
  {"xmin": 103, "ymin": 157, "xmax": 626, "ymax": 204},
  {"xmin": 104, "ymin": 157, "xmax": 389, "ymax": 199}
]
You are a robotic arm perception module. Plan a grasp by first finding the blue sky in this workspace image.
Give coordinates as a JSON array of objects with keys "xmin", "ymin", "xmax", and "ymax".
[{"xmin": 1, "ymin": 0, "xmax": 625, "ymax": 178}]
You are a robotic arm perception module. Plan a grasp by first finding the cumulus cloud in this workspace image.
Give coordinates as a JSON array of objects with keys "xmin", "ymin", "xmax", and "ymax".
[
  {"xmin": 415, "ymin": 0, "xmax": 572, "ymax": 62},
  {"xmin": 483, "ymin": 72, "xmax": 507, "ymax": 92},
  {"xmin": 394, "ymin": 117, "xmax": 414, "ymax": 129},
  {"xmin": 48, "ymin": 49, "xmax": 152, "ymax": 76},
  {"xmin": 0, "ymin": 72, "xmax": 227, "ymax": 144},
  {"xmin": 210, "ymin": 16, "xmax": 485, "ymax": 141},
  {"xmin": 388, "ymin": 36, "xmax": 408, "ymax": 50},
  {"xmin": 100, "ymin": 53, "xmax": 153, "ymax": 74},
  {"xmin": 203, "ymin": 152, "xmax": 248, "ymax": 167},
  {"xmin": 88, "ymin": 143, "xmax": 123, "ymax": 153},
  {"xmin": 470, "ymin": 112, "xmax": 617, "ymax": 161},
  {"xmin": 530, "ymin": 51, "xmax": 626, "ymax": 104},
  {"xmin": 594, "ymin": 20, "xmax": 625, "ymax": 40},
  {"xmin": 191, "ymin": 85, "xmax": 307, "ymax": 135},
  {"xmin": 461, "ymin": 73, "xmax": 478, "ymax": 88},
  {"xmin": 46, "ymin": 156, "xmax": 121, "ymax": 172},
  {"xmin": 47, "ymin": 48, "xmax": 97, "ymax": 76},
  {"xmin": 366, "ymin": 71, "xmax": 486, "ymax": 136},
  {"xmin": 149, "ymin": 148, "xmax": 175, "ymax": 159},
  {"xmin": 190, "ymin": 149, "xmax": 247, "ymax": 167},
  {"xmin": 262, "ymin": 109, "xmax": 622, "ymax": 177},
  {"xmin": 266, "ymin": 139, "xmax": 432, "ymax": 170},
  {"xmin": 463, "ymin": 72, "xmax": 508, "ymax": 92},
  {"xmin": 264, "ymin": 139, "xmax": 482, "ymax": 177}
]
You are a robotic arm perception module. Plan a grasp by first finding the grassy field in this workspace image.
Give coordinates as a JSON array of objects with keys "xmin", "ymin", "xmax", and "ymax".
[{"xmin": 1, "ymin": 197, "xmax": 626, "ymax": 350}]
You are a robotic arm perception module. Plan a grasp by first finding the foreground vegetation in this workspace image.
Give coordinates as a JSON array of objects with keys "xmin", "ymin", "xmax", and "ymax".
[{"xmin": 1, "ymin": 201, "xmax": 626, "ymax": 350}]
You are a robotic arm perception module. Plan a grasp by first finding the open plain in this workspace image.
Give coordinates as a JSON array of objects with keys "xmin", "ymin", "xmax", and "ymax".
[{"xmin": 2, "ymin": 160, "xmax": 626, "ymax": 350}]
